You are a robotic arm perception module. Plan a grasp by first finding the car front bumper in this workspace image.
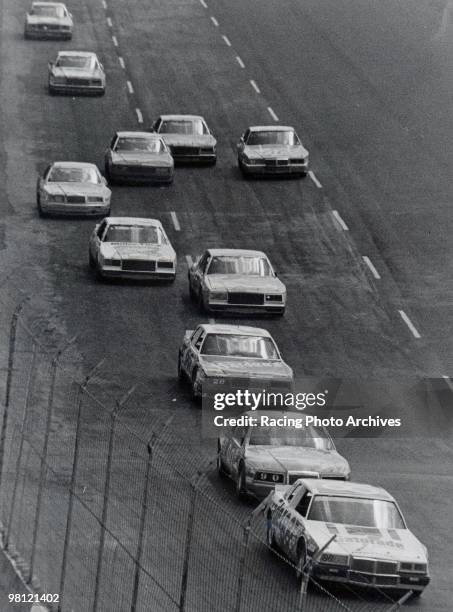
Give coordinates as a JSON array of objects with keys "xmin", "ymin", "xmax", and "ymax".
[{"xmin": 312, "ymin": 564, "xmax": 430, "ymax": 592}]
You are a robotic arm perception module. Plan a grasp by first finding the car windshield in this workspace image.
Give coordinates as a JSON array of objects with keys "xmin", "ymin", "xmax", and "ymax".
[
  {"xmin": 159, "ymin": 119, "xmax": 207, "ymax": 135},
  {"xmin": 56, "ymin": 56, "xmax": 91, "ymax": 69},
  {"xmin": 207, "ymin": 256, "xmax": 272, "ymax": 276},
  {"xmin": 48, "ymin": 167, "xmax": 101, "ymax": 184},
  {"xmin": 115, "ymin": 137, "xmax": 163, "ymax": 153},
  {"xmin": 246, "ymin": 130, "xmax": 300, "ymax": 146},
  {"xmin": 32, "ymin": 5, "xmax": 65, "ymax": 17},
  {"xmin": 201, "ymin": 334, "xmax": 279, "ymax": 359},
  {"xmin": 104, "ymin": 225, "xmax": 163, "ymax": 244},
  {"xmin": 249, "ymin": 425, "xmax": 332, "ymax": 449},
  {"xmin": 308, "ymin": 496, "xmax": 405, "ymax": 529}
]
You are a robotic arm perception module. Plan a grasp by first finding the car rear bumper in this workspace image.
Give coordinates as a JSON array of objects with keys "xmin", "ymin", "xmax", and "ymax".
[
  {"xmin": 40, "ymin": 203, "xmax": 110, "ymax": 216},
  {"xmin": 241, "ymin": 162, "xmax": 308, "ymax": 176},
  {"xmin": 312, "ymin": 565, "xmax": 430, "ymax": 592},
  {"xmin": 108, "ymin": 166, "xmax": 174, "ymax": 183},
  {"xmin": 207, "ymin": 303, "xmax": 285, "ymax": 315},
  {"xmin": 49, "ymin": 83, "xmax": 105, "ymax": 95},
  {"xmin": 25, "ymin": 27, "xmax": 72, "ymax": 39},
  {"xmin": 99, "ymin": 268, "xmax": 176, "ymax": 281},
  {"xmin": 172, "ymin": 153, "xmax": 216, "ymax": 164}
]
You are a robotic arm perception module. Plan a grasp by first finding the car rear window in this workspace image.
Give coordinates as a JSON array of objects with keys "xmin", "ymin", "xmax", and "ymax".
[
  {"xmin": 32, "ymin": 6, "xmax": 65, "ymax": 18},
  {"xmin": 104, "ymin": 225, "xmax": 163, "ymax": 244},
  {"xmin": 200, "ymin": 334, "xmax": 279, "ymax": 359},
  {"xmin": 246, "ymin": 131, "xmax": 300, "ymax": 146},
  {"xmin": 159, "ymin": 120, "xmax": 207, "ymax": 135},
  {"xmin": 207, "ymin": 256, "xmax": 271, "ymax": 276},
  {"xmin": 115, "ymin": 137, "xmax": 164, "ymax": 153},
  {"xmin": 48, "ymin": 167, "xmax": 100, "ymax": 184}
]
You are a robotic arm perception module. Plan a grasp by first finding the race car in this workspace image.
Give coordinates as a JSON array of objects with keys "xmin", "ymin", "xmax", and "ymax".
[
  {"xmin": 178, "ymin": 324, "xmax": 293, "ymax": 400},
  {"xmin": 218, "ymin": 411, "xmax": 350, "ymax": 497},
  {"xmin": 24, "ymin": 2, "xmax": 73, "ymax": 40},
  {"xmin": 237, "ymin": 126, "xmax": 309, "ymax": 177},
  {"xmin": 37, "ymin": 162, "xmax": 111, "ymax": 217},
  {"xmin": 48, "ymin": 51, "xmax": 105, "ymax": 95},
  {"xmin": 151, "ymin": 114, "xmax": 216, "ymax": 164},
  {"xmin": 188, "ymin": 248, "xmax": 286, "ymax": 315},
  {"xmin": 89, "ymin": 217, "xmax": 176, "ymax": 281},
  {"xmin": 265, "ymin": 479, "xmax": 430, "ymax": 595},
  {"xmin": 104, "ymin": 132, "xmax": 174, "ymax": 184}
]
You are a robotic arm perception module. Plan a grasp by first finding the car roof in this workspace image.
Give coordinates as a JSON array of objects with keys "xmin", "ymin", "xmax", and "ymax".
[
  {"xmin": 196, "ymin": 324, "xmax": 272, "ymax": 337},
  {"xmin": 51, "ymin": 161, "xmax": 98, "ymax": 169},
  {"xmin": 299, "ymin": 479, "xmax": 395, "ymax": 502},
  {"xmin": 248, "ymin": 126, "xmax": 295, "ymax": 132},
  {"xmin": 57, "ymin": 51, "xmax": 96, "ymax": 58},
  {"xmin": 116, "ymin": 131, "xmax": 161, "ymax": 139},
  {"xmin": 206, "ymin": 248, "xmax": 267, "ymax": 258},
  {"xmin": 103, "ymin": 217, "xmax": 163, "ymax": 228},
  {"xmin": 159, "ymin": 114, "xmax": 205, "ymax": 122}
]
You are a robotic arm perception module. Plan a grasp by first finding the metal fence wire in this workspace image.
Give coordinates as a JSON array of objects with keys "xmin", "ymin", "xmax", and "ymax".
[{"xmin": 0, "ymin": 282, "xmax": 406, "ymax": 612}]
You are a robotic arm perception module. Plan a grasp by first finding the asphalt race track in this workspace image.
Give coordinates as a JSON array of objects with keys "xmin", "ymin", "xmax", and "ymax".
[{"xmin": 1, "ymin": 0, "xmax": 453, "ymax": 610}]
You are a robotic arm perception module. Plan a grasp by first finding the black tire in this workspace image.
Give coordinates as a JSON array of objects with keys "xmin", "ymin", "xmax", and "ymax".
[
  {"xmin": 189, "ymin": 279, "xmax": 196, "ymax": 302},
  {"xmin": 235, "ymin": 464, "xmax": 247, "ymax": 499},
  {"xmin": 207, "ymin": 158, "xmax": 217, "ymax": 167},
  {"xmin": 197, "ymin": 290, "xmax": 206, "ymax": 314},
  {"xmin": 272, "ymin": 308, "xmax": 286, "ymax": 318},
  {"xmin": 48, "ymin": 85, "xmax": 55, "ymax": 96},
  {"xmin": 104, "ymin": 163, "xmax": 113, "ymax": 184},
  {"xmin": 37, "ymin": 194, "xmax": 47, "ymax": 218},
  {"xmin": 177, "ymin": 355, "xmax": 185, "ymax": 384},
  {"xmin": 89, "ymin": 251, "xmax": 96, "ymax": 269},
  {"xmin": 217, "ymin": 442, "xmax": 227, "ymax": 477}
]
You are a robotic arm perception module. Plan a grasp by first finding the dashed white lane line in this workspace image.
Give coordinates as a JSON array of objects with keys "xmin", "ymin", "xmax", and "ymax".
[
  {"xmin": 308, "ymin": 170, "xmax": 322, "ymax": 188},
  {"xmin": 170, "ymin": 212, "xmax": 181, "ymax": 231},
  {"xmin": 250, "ymin": 79, "xmax": 260, "ymax": 93},
  {"xmin": 267, "ymin": 106, "xmax": 279, "ymax": 121},
  {"xmin": 135, "ymin": 108, "xmax": 143, "ymax": 123},
  {"xmin": 185, "ymin": 255, "xmax": 194, "ymax": 267},
  {"xmin": 210, "ymin": 16, "xmax": 219, "ymax": 27},
  {"xmin": 442, "ymin": 375, "xmax": 453, "ymax": 392},
  {"xmin": 106, "ymin": 16, "xmax": 112, "ymax": 27},
  {"xmin": 127, "ymin": 80, "xmax": 134, "ymax": 94},
  {"xmin": 101, "ymin": 0, "xmax": 107, "ymax": 8},
  {"xmin": 332, "ymin": 210, "xmax": 349, "ymax": 231},
  {"xmin": 112, "ymin": 35, "xmax": 118, "ymax": 47},
  {"xmin": 222, "ymin": 35, "xmax": 231, "ymax": 47},
  {"xmin": 362, "ymin": 256, "xmax": 381, "ymax": 280},
  {"xmin": 118, "ymin": 56, "xmax": 125, "ymax": 69},
  {"xmin": 200, "ymin": 0, "xmax": 207, "ymax": 7},
  {"xmin": 235, "ymin": 56, "xmax": 245, "ymax": 69},
  {"xmin": 398, "ymin": 310, "xmax": 421, "ymax": 339}
]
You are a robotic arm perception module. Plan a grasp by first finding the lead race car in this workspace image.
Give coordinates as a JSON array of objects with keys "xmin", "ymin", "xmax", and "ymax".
[
  {"xmin": 188, "ymin": 248, "xmax": 286, "ymax": 316},
  {"xmin": 265, "ymin": 479, "xmax": 430, "ymax": 596},
  {"xmin": 48, "ymin": 51, "xmax": 105, "ymax": 96},
  {"xmin": 24, "ymin": 2, "xmax": 73, "ymax": 40},
  {"xmin": 218, "ymin": 411, "xmax": 350, "ymax": 498},
  {"xmin": 89, "ymin": 217, "xmax": 176, "ymax": 281},
  {"xmin": 178, "ymin": 324, "xmax": 294, "ymax": 401}
]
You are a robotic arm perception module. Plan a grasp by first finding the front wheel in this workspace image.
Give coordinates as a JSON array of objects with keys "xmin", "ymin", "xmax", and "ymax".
[
  {"xmin": 191, "ymin": 368, "xmax": 202, "ymax": 402},
  {"xmin": 89, "ymin": 250, "xmax": 96, "ymax": 269},
  {"xmin": 295, "ymin": 540, "xmax": 308, "ymax": 585},
  {"xmin": 235, "ymin": 465, "xmax": 247, "ymax": 498},
  {"xmin": 177, "ymin": 355, "xmax": 185, "ymax": 384}
]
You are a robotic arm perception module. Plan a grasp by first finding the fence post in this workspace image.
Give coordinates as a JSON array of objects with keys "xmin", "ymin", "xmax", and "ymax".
[
  {"xmin": 0, "ymin": 299, "xmax": 27, "ymax": 501},
  {"xmin": 131, "ymin": 416, "xmax": 173, "ymax": 612},
  {"xmin": 58, "ymin": 359, "xmax": 105, "ymax": 612},
  {"xmin": 297, "ymin": 535, "xmax": 336, "ymax": 611},
  {"xmin": 388, "ymin": 591, "xmax": 413, "ymax": 610},
  {"xmin": 234, "ymin": 498, "xmax": 267, "ymax": 612},
  {"xmin": 93, "ymin": 385, "xmax": 136, "ymax": 612},
  {"xmin": 4, "ymin": 343, "xmax": 37, "ymax": 550},
  {"xmin": 179, "ymin": 471, "xmax": 204, "ymax": 612},
  {"xmin": 28, "ymin": 336, "xmax": 77, "ymax": 585}
]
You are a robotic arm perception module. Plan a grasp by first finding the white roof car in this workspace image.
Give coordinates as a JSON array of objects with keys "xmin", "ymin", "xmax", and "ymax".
[
  {"xmin": 48, "ymin": 51, "xmax": 105, "ymax": 96},
  {"xmin": 25, "ymin": 2, "xmax": 73, "ymax": 40}
]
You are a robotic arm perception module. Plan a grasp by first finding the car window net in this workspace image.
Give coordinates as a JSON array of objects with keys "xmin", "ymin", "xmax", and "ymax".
[
  {"xmin": 48, "ymin": 167, "xmax": 100, "ymax": 184},
  {"xmin": 104, "ymin": 226, "xmax": 161, "ymax": 244},
  {"xmin": 201, "ymin": 334, "xmax": 278, "ymax": 359},
  {"xmin": 115, "ymin": 138, "xmax": 163, "ymax": 152},
  {"xmin": 308, "ymin": 496, "xmax": 405, "ymax": 529},
  {"xmin": 207, "ymin": 256, "xmax": 271, "ymax": 276},
  {"xmin": 159, "ymin": 120, "xmax": 206, "ymax": 135},
  {"xmin": 246, "ymin": 131, "xmax": 300, "ymax": 146}
]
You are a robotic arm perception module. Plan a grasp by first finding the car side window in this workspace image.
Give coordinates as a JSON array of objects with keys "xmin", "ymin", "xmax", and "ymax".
[
  {"xmin": 233, "ymin": 426, "xmax": 246, "ymax": 445},
  {"xmin": 295, "ymin": 492, "xmax": 312, "ymax": 517},
  {"xmin": 43, "ymin": 165, "xmax": 52, "ymax": 181},
  {"xmin": 198, "ymin": 252, "xmax": 209, "ymax": 273},
  {"xmin": 97, "ymin": 221, "xmax": 107, "ymax": 240},
  {"xmin": 243, "ymin": 129, "xmax": 250, "ymax": 143},
  {"xmin": 190, "ymin": 327, "xmax": 203, "ymax": 346},
  {"xmin": 194, "ymin": 332, "xmax": 205, "ymax": 351},
  {"xmin": 202, "ymin": 121, "xmax": 210, "ymax": 135},
  {"xmin": 110, "ymin": 135, "xmax": 118, "ymax": 150},
  {"xmin": 154, "ymin": 119, "xmax": 162, "ymax": 132}
]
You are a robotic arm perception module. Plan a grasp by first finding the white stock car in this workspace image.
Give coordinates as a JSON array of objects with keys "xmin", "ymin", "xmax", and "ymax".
[
  {"xmin": 265, "ymin": 479, "xmax": 430, "ymax": 596},
  {"xmin": 178, "ymin": 323, "xmax": 293, "ymax": 400},
  {"xmin": 104, "ymin": 132, "xmax": 174, "ymax": 184},
  {"xmin": 48, "ymin": 51, "xmax": 106, "ymax": 96},
  {"xmin": 24, "ymin": 2, "xmax": 73, "ymax": 40},
  {"xmin": 37, "ymin": 162, "xmax": 111, "ymax": 217},
  {"xmin": 89, "ymin": 217, "xmax": 176, "ymax": 281},
  {"xmin": 151, "ymin": 114, "xmax": 217, "ymax": 164},
  {"xmin": 188, "ymin": 248, "xmax": 286, "ymax": 316},
  {"xmin": 237, "ymin": 126, "xmax": 309, "ymax": 177}
]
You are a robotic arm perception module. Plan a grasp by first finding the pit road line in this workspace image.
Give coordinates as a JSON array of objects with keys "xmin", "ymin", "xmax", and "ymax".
[
  {"xmin": 170, "ymin": 212, "xmax": 181, "ymax": 231},
  {"xmin": 398, "ymin": 310, "xmax": 421, "ymax": 339},
  {"xmin": 362, "ymin": 256, "xmax": 381, "ymax": 280}
]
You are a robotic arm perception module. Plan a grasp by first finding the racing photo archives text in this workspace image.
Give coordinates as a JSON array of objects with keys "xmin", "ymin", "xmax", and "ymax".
[{"xmin": 213, "ymin": 413, "xmax": 402, "ymax": 428}]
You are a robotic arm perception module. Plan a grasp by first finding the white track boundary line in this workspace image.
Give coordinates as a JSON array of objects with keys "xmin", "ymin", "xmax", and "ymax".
[
  {"xmin": 135, "ymin": 108, "xmax": 143, "ymax": 123},
  {"xmin": 210, "ymin": 16, "xmax": 219, "ymax": 26},
  {"xmin": 127, "ymin": 81, "xmax": 134, "ymax": 94},
  {"xmin": 332, "ymin": 210, "xmax": 349, "ymax": 231},
  {"xmin": 308, "ymin": 170, "xmax": 322, "ymax": 188},
  {"xmin": 118, "ymin": 56, "xmax": 125, "ymax": 69},
  {"xmin": 200, "ymin": 0, "xmax": 207, "ymax": 7},
  {"xmin": 222, "ymin": 35, "xmax": 231, "ymax": 47},
  {"xmin": 107, "ymin": 17, "xmax": 112, "ymax": 27},
  {"xmin": 267, "ymin": 107, "xmax": 279, "ymax": 121},
  {"xmin": 235, "ymin": 56, "xmax": 245, "ymax": 68},
  {"xmin": 362, "ymin": 256, "xmax": 381, "ymax": 279},
  {"xmin": 398, "ymin": 310, "xmax": 421, "ymax": 339},
  {"xmin": 250, "ymin": 79, "xmax": 260, "ymax": 93},
  {"xmin": 112, "ymin": 35, "xmax": 118, "ymax": 47},
  {"xmin": 170, "ymin": 212, "xmax": 181, "ymax": 231}
]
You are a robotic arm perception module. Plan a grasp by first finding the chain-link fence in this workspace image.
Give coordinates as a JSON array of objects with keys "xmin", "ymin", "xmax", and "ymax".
[{"xmin": 0, "ymin": 281, "xmax": 407, "ymax": 612}]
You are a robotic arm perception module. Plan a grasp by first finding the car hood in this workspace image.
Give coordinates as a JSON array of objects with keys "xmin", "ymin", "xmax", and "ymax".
[
  {"xmin": 111, "ymin": 152, "xmax": 173, "ymax": 166},
  {"xmin": 51, "ymin": 67, "xmax": 96, "ymax": 79},
  {"xmin": 206, "ymin": 274, "xmax": 285, "ymax": 293},
  {"xmin": 160, "ymin": 134, "xmax": 216, "ymax": 147},
  {"xmin": 246, "ymin": 446, "xmax": 349, "ymax": 475},
  {"xmin": 244, "ymin": 144, "xmax": 308, "ymax": 159},
  {"xmin": 199, "ymin": 355, "xmax": 293, "ymax": 379},
  {"xmin": 44, "ymin": 183, "xmax": 109, "ymax": 197},
  {"xmin": 27, "ymin": 15, "xmax": 71, "ymax": 25},
  {"xmin": 100, "ymin": 243, "xmax": 175, "ymax": 260},
  {"xmin": 307, "ymin": 522, "xmax": 427, "ymax": 563}
]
